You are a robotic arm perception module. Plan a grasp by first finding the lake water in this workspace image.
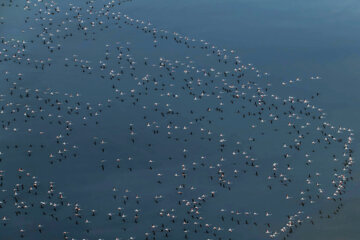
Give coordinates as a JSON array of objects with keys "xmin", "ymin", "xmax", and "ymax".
[{"xmin": 0, "ymin": 0, "xmax": 359, "ymax": 239}]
